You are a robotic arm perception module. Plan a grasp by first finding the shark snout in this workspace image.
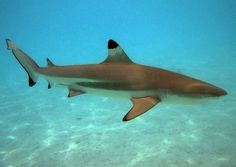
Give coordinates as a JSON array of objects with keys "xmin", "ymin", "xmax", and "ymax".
[
  {"xmin": 205, "ymin": 85, "xmax": 227, "ymax": 96},
  {"xmin": 210, "ymin": 86, "xmax": 227, "ymax": 96},
  {"xmin": 187, "ymin": 83, "xmax": 227, "ymax": 96}
]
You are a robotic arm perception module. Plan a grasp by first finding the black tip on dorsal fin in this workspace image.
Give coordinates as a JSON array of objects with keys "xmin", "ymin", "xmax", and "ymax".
[
  {"xmin": 108, "ymin": 39, "xmax": 119, "ymax": 49},
  {"xmin": 46, "ymin": 58, "xmax": 54, "ymax": 66},
  {"xmin": 102, "ymin": 39, "xmax": 134, "ymax": 64}
]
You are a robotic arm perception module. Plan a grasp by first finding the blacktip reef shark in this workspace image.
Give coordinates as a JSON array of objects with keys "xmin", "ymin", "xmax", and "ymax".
[{"xmin": 6, "ymin": 39, "xmax": 227, "ymax": 121}]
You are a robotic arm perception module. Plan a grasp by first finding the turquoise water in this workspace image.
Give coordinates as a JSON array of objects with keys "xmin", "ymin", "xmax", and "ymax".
[{"xmin": 0, "ymin": 0, "xmax": 236, "ymax": 166}]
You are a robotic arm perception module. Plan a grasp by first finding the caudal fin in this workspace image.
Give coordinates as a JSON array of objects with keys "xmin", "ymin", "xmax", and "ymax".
[{"xmin": 6, "ymin": 39, "xmax": 39, "ymax": 87}]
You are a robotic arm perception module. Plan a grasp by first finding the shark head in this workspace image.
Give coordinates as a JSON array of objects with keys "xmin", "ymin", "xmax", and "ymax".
[{"xmin": 186, "ymin": 82, "xmax": 227, "ymax": 97}]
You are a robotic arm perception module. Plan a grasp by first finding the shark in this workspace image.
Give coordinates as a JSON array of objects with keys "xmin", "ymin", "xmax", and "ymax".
[{"xmin": 6, "ymin": 39, "xmax": 227, "ymax": 121}]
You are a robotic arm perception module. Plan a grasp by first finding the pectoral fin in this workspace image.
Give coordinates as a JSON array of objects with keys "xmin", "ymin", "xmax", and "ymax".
[{"xmin": 123, "ymin": 97, "xmax": 160, "ymax": 121}]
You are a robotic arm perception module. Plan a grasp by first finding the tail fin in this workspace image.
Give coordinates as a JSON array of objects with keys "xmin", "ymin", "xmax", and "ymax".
[{"xmin": 6, "ymin": 39, "xmax": 39, "ymax": 87}]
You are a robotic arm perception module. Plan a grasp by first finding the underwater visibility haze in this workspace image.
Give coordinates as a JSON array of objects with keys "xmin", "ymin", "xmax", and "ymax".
[{"xmin": 0, "ymin": 0, "xmax": 236, "ymax": 167}]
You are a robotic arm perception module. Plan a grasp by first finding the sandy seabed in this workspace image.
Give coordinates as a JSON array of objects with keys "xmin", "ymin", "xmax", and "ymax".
[{"xmin": 0, "ymin": 55, "xmax": 236, "ymax": 167}]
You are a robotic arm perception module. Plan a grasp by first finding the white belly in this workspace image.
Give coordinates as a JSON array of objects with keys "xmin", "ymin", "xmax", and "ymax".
[{"xmin": 42, "ymin": 75, "xmax": 218, "ymax": 104}]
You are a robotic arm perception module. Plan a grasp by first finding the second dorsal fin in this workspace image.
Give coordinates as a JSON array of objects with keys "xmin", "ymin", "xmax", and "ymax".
[
  {"xmin": 101, "ymin": 40, "xmax": 133, "ymax": 64},
  {"xmin": 46, "ymin": 58, "xmax": 55, "ymax": 67}
]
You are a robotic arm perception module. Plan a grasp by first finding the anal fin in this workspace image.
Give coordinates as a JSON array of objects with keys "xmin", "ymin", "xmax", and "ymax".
[
  {"xmin": 68, "ymin": 89, "xmax": 84, "ymax": 97},
  {"xmin": 123, "ymin": 97, "xmax": 160, "ymax": 121}
]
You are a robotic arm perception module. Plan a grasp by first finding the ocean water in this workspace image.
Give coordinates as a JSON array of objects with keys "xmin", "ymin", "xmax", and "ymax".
[{"xmin": 0, "ymin": 0, "xmax": 235, "ymax": 167}]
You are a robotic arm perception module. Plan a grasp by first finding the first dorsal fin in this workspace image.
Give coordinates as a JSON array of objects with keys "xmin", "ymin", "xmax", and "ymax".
[
  {"xmin": 46, "ymin": 58, "xmax": 55, "ymax": 67},
  {"xmin": 101, "ymin": 39, "xmax": 133, "ymax": 64}
]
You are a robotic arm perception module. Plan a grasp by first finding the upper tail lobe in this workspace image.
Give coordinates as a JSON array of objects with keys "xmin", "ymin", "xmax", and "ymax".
[{"xmin": 6, "ymin": 39, "xmax": 39, "ymax": 87}]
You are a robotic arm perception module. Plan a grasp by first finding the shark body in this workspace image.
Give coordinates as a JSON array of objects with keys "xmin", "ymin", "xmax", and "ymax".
[{"xmin": 6, "ymin": 39, "xmax": 227, "ymax": 121}]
